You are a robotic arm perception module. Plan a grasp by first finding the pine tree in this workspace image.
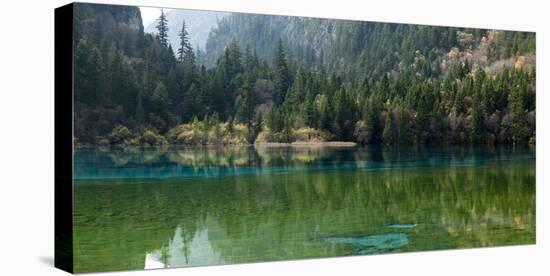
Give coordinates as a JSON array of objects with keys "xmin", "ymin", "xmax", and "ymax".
[
  {"xmin": 415, "ymin": 84, "xmax": 433, "ymax": 144},
  {"xmin": 136, "ymin": 91, "xmax": 145, "ymax": 123},
  {"xmin": 156, "ymin": 9, "xmax": 169, "ymax": 48},
  {"xmin": 182, "ymin": 83, "xmax": 199, "ymax": 121},
  {"xmin": 183, "ymin": 41, "xmax": 196, "ymax": 67},
  {"xmin": 470, "ymin": 85, "xmax": 485, "ymax": 143},
  {"xmin": 152, "ymin": 81, "xmax": 170, "ymax": 112},
  {"xmin": 142, "ymin": 49, "xmax": 153, "ymax": 96},
  {"xmin": 183, "ymin": 45, "xmax": 197, "ymax": 87},
  {"xmin": 281, "ymin": 110, "xmax": 293, "ymax": 143},
  {"xmin": 225, "ymin": 41, "xmax": 242, "ymax": 77},
  {"xmin": 244, "ymin": 45, "xmax": 259, "ymax": 80},
  {"xmin": 481, "ymin": 77, "xmax": 495, "ymax": 113},
  {"xmin": 453, "ymin": 86, "xmax": 465, "ymax": 114},
  {"xmin": 88, "ymin": 47, "xmax": 105, "ymax": 105},
  {"xmin": 177, "ymin": 20, "xmax": 190, "ymax": 62},
  {"xmin": 382, "ymin": 111, "xmax": 395, "ymax": 145},
  {"xmin": 254, "ymin": 112, "xmax": 263, "ymax": 136},
  {"xmin": 180, "ymin": 31, "xmax": 197, "ymax": 91},
  {"xmin": 287, "ymin": 66, "xmax": 305, "ymax": 107},
  {"xmin": 236, "ymin": 79, "xmax": 256, "ymax": 125},
  {"xmin": 363, "ymin": 94, "xmax": 382, "ymax": 144},
  {"xmin": 304, "ymin": 94, "xmax": 316, "ymax": 128},
  {"xmin": 508, "ymin": 75, "xmax": 529, "ymax": 144},
  {"xmin": 273, "ymin": 40, "xmax": 290, "ymax": 106},
  {"xmin": 395, "ymin": 104, "xmax": 409, "ymax": 144}
]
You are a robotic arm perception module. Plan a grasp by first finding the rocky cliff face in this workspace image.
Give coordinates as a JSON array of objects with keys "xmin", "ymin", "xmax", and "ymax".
[{"xmin": 74, "ymin": 3, "xmax": 144, "ymax": 57}]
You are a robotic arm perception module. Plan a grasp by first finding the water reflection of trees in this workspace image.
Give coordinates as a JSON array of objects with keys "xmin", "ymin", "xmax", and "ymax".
[
  {"xmin": 73, "ymin": 159, "xmax": 535, "ymax": 272},
  {"xmin": 76, "ymin": 145, "xmax": 535, "ymax": 175}
]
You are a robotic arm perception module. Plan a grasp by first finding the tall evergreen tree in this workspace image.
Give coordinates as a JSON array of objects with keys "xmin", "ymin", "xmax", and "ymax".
[
  {"xmin": 136, "ymin": 91, "xmax": 145, "ymax": 124},
  {"xmin": 156, "ymin": 9, "xmax": 169, "ymax": 48},
  {"xmin": 470, "ymin": 84, "xmax": 485, "ymax": 142},
  {"xmin": 273, "ymin": 40, "xmax": 290, "ymax": 106},
  {"xmin": 152, "ymin": 81, "xmax": 170, "ymax": 112},
  {"xmin": 395, "ymin": 104, "xmax": 409, "ymax": 144},
  {"xmin": 177, "ymin": 20, "xmax": 190, "ymax": 62},
  {"xmin": 382, "ymin": 111, "xmax": 396, "ymax": 145},
  {"xmin": 363, "ymin": 94, "xmax": 382, "ymax": 144},
  {"xmin": 508, "ymin": 75, "xmax": 529, "ymax": 144},
  {"xmin": 236, "ymin": 80, "xmax": 256, "ymax": 125}
]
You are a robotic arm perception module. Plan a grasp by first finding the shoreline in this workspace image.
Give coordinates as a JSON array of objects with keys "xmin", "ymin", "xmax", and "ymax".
[
  {"xmin": 74, "ymin": 140, "xmax": 536, "ymax": 150},
  {"xmin": 75, "ymin": 141, "xmax": 358, "ymax": 149},
  {"xmin": 255, "ymin": 141, "xmax": 357, "ymax": 148}
]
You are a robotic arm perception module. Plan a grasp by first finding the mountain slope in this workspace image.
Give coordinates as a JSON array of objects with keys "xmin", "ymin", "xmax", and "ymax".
[{"xmin": 202, "ymin": 13, "xmax": 535, "ymax": 79}]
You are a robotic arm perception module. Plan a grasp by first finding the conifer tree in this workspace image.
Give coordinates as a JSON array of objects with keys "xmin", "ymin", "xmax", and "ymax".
[
  {"xmin": 363, "ymin": 94, "xmax": 382, "ymax": 144},
  {"xmin": 508, "ymin": 75, "xmax": 529, "ymax": 144},
  {"xmin": 156, "ymin": 9, "xmax": 169, "ymax": 48},
  {"xmin": 273, "ymin": 40, "xmax": 290, "ymax": 106},
  {"xmin": 177, "ymin": 20, "xmax": 190, "ymax": 62},
  {"xmin": 136, "ymin": 91, "xmax": 145, "ymax": 123},
  {"xmin": 152, "ymin": 81, "xmax": 170, "ymax": 112},
  {"xmin": 236, "ymin": 80, "xmax": 255, "ymax": 125},
  {"xmin": 395, "ymin": 104, "xmax": 409, "ymax": 144},
  {"xmin": 382, "ymin": 111, "xmax": 395, "ymax": 145},
  {"xmin": 470, "ymin": 85, "xmax": 485, "ymax": 142}
]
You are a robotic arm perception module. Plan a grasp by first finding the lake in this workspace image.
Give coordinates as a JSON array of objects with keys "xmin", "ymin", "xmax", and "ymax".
[{"xmin": 73, "ymin": 146, "xmax": 535, "ymax": 272}]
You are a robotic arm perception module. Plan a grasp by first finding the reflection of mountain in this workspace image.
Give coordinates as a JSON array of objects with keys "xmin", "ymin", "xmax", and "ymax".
[
  {"xmin": 73, "ymin": 159, "xmax": 535, "ymax": 272},
  {"xmin": 144, "ymin": 9, "xmax": 229, "ymax": 51}
]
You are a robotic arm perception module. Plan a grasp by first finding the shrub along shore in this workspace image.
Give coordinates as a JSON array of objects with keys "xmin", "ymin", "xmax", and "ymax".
[{"xmin": 82, "ymin": 117, "xmax": 359, "ymax": 148}]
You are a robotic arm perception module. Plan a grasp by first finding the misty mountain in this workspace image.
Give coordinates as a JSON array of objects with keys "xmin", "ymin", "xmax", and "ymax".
[
  {"xmin": 145, "ymin": 9, "xmax": 229, "ymax": 51},
  {"xmin": 202, "ymin": 13, "xmax": 535, "ymax": 79},
  {"xmin": 202, "ymin": 14, "xmax": 336, "ymax": 68}
]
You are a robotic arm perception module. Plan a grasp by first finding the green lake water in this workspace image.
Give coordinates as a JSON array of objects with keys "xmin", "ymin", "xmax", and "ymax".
[{"xmin": 73, "ymin": 146, "xmax": 535, "ymax": 273}]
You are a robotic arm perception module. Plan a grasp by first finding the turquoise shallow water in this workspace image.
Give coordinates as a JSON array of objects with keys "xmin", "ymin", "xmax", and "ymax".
[
  {"xmin": 73, "ymin": 146, "xmax": 536, "ymax": 273},
  {"xmin": 74, "ymin": 146, "xmax": 535, "ymax": 179}
]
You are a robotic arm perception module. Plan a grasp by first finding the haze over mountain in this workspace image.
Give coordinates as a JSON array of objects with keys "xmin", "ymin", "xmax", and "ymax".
[
  {"xmin": 202, "ymin": 13, "xmax": 535, "ymax": 77},
  {"xmin": 144, "ymin": 9, "xmax": 229, "ymax": 51}
]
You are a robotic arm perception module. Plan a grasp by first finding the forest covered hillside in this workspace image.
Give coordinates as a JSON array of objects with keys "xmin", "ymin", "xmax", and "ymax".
[
  {"xmin": 202, "ymin": 13, "xmax": 535, "ymax": 77},
  {"xmin": 73, "ymin": 3, "xmax": 536, "ymax": 147}
]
